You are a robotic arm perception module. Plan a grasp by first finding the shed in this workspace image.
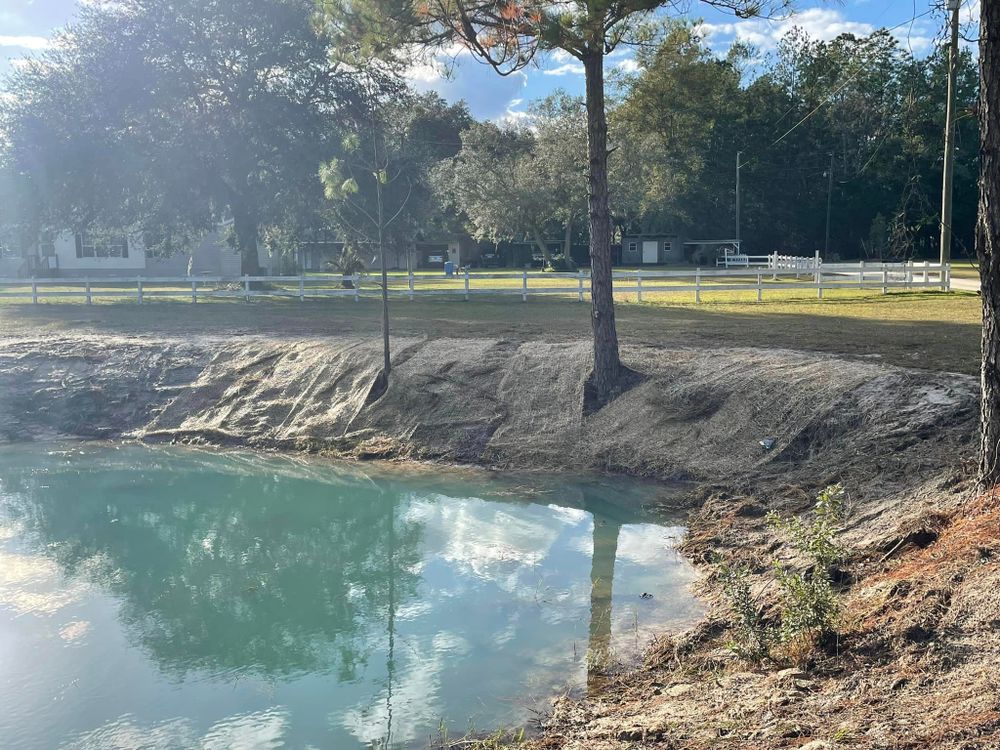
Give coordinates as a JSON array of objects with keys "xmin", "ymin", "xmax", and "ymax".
[{"xmin": 621, "ymin": 234, "xmax": 685, "ymax": 265}]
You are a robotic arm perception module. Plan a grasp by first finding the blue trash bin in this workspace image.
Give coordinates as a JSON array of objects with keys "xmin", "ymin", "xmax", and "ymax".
[{"xmin": 444, "ymin": 261, "xmax": 455, "ymax": 277}]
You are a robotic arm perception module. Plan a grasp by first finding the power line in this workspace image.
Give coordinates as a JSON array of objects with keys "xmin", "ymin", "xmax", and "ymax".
[{"xmin": 767, "ymin": 8, "xmax": 935, "ymax": 151}]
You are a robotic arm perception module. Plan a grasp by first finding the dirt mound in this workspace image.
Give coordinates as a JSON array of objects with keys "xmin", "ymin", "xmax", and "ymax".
[{"xmin": 0, "ymin": 335, "xmax": 977, "ymax": 494}]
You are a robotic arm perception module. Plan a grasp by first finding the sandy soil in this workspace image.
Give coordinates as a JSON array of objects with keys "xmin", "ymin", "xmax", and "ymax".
[{"xmin": 0, "ymin": 328, "xmax": 993, "ymax": 749}]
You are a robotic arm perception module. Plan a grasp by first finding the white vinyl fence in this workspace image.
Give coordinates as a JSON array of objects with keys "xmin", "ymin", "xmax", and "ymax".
[
  {"xmin": 717, "ymin": 250, "xmax": 821, "ymax": 270},
  {"xmin": 0, "ymin": 260, "xmax": 951, "ymax": 305}
]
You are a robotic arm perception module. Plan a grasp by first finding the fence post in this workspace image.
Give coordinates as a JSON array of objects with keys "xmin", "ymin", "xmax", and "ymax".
[
  {"xmin": 771, "ymin": 251, "xmax": 778, "ymax": 280},
  {"xmin": 464, "ymin": 267, "xmax": 470, "ymax": 301},
  {"xmin": 637, "ymin": 271, "xmax": 643, "ymax": 303},
  {"xmin": 298, "ymin": 275, "xmax": 305, "ymax": 301},
  {"xmin": 31, "ymin": 278, "xmax": 37, "ymax": 305},
  {"xmin": 522, "ymin": 270, "xmax": 528, "ymax": 302},
  {"xmin": 85, "ymin": 277, "xmax": 92, "ymax": 305},
  {"xmin": 906, "ymin": 260, "xmax": 913, "ymax": 290},
  {"xmin": 191, "ymin": 278, "xmax": 197, "ymax": 303},
  {"xmin": 882, "ymin": 264, "xmax": 889, "ymax": 295},
  {"xmin": 244, "ymin": 274, "xmax": 250, "ymax": 303},
  {"xmin": 859, "ymin": 260, "xmax": 866, "ymax": 289},
  {"xmin": 756, "ymin": 271, "xmax": 762, "ymax": 302},
  {"xmin": 354, "ymin": 274, "xmax": 360, "ymax": 302},
  {"xmin": 695, "ymin": 267, "xmax": 701, "ymax": 304},
  {"xmin": 577, "ymin": 269, "xmax": 584, "ymax": 302},
  {"xmin": 137, "ymin": 276, "xmax": 143, "ymax": 305},
  {"xmin": 815, "ymin": 250, "xmax": 822, "ymax": 299},
  {"xmin": 408, "ymin": 270, "xmax": 414, "ymax": 302},
  {"xmin": 923, "ymin": 260, "xmax": 929, "ymax": 284},
  {"xmin": 944, "ymin": 263, "xmax": 951, "ymax": 292}
]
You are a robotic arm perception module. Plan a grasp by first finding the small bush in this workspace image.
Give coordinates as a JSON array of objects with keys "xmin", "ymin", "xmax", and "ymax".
[
  {"xmin": 719, "ymin": 484, "xmax": 846, "ymax": 665},
  {"xmin": 768, "ymin": 484, "xmax": 844, "ymax": 650},
  {"xmin": 767, "ymin": 483, "xmax": 846, "ymax": 571},
  {"xmin": 717, "ymin": 561, "xmax": 774, "ymax": 662},
  {"xmin": 772, "ymin": 563, "xmax": 838, "ymax": 646},
  {"xmin": 326, "ymin": 246, "xmax": 367, "ymax": 288}
]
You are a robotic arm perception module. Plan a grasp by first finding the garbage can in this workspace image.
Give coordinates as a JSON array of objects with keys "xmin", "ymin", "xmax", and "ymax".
[{"xmin": 444, "ymin": 261, "xmax": 455, "ymax": 277}]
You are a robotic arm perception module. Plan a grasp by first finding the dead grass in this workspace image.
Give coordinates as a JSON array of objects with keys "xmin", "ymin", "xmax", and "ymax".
[
  {"xmin": 527, "ymin": 484, "xmax": 999, "ymax": 750},
  {"xmin": 0, "ymin": 289, "xmax": 982, "ymax": 374}
]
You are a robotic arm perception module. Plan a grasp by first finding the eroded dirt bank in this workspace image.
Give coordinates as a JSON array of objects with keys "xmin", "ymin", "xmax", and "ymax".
[
  {"xmin": 0, "ymin": 334, "xmax": 976, "ymax": 485},
  {"xmin": 0, "ymin": 333, "xmax": 994, "ymax": 749}
]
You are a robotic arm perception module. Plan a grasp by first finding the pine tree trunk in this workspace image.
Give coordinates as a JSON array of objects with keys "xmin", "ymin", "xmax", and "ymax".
[
  {"xmin": 979, "ymin": 1, "xmax": 1000, "ymax": 487},
  {"xmin": 582, "ymin": 51, "xmax": 623, "ymax": 406},
  {"xmin": 231, "ymin": 202, "xmax": 262, "ymax": 277}
]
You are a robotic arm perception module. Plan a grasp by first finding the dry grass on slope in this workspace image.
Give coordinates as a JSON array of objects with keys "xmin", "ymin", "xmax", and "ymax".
[{"xmin": 522, "ymin": 484, "xmax": 1000, "ymax": 750}]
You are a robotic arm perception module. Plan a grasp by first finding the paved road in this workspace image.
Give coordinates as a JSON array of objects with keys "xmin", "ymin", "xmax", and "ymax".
[{"xmin": 951, "ymin": 277, "xmax": 981, "ymax": 292}]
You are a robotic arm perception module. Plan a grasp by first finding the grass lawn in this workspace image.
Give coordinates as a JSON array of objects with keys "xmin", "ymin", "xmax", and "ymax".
[{"xmin": 0, "ymin": 286, "xmax": 981, "ymax": 375}]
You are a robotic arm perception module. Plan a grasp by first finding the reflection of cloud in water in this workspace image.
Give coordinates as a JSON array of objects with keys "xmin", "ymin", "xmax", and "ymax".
[
  {"xmin": 545, "ymin": 505, "xmax": 589, "ymax": 525},
  {"xmin": 201, "ymin": 708, "xmax": 289, "ymax": 750},
  {"xmin": 615, "ymin": 524, "xmax": 688, "ymax": 567},
  {"xmin": 405, "ymin": 496, "xmax": 567, "ymax": 584},
  {"xmin": 0, "ymin": 550, "xmax": 91, "ymax": 617},
  {"xmin": 338, "ymin": 632, "xmax": 460, "ymax": 746},
  {"xmin": 60, "ymin": 707, "xmax": 289, "ymax": 750}
]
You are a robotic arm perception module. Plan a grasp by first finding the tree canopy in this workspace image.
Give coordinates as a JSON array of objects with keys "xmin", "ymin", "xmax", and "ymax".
[
  {"xmin": 1, "ymin": 0, "xmax": 357, "ymax": 274},
  {"xmin": 431, "ymin": 93, "xmax": 586, "ymax": 267}
]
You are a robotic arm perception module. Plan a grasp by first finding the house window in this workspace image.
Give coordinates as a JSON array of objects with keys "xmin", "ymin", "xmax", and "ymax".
[
  {"xmin": 628, "ymin": 241, "xmax": 637, "ymax": 254},
  {"xmin": 75, "ymin": 232, "xmax": 129, "ymax": 259}
]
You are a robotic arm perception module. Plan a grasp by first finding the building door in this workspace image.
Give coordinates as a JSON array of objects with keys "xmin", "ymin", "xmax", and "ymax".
[{"xmin": 642, "ymin": 240, "xmax": 658, "ymax": 264}]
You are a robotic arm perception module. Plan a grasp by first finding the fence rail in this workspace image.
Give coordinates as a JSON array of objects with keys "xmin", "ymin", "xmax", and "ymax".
[
  {"xmin": 716, "ymin": 250, "xmax": 822, "ymax": 270},
  {"xmin": 0, "ymin": 261, "xmax": 951, "ymax": 305}
]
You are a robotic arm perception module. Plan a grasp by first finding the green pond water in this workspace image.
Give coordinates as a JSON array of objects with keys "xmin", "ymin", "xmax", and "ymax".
[{"xmin": 0, "ymin": 444, "xmax": 701, "ymax": 749}]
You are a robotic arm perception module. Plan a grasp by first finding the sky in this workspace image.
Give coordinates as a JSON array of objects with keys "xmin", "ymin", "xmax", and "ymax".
[{"xmin": 0, "ymin": 0, "xmax": 980, "ymax": 121}]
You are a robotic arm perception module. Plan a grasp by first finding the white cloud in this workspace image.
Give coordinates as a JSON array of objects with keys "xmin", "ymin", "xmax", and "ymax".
[
  {"xmin": 404, "ymin": 62, "xmax": 445, "ymax": 84},
  {"xmin": 697, "ymin": 9, "xmax": 875, "ymax": 51},
  {"xmin": 613, "ymin": 57, "xmax": 641, "ymax": 74},
  {"xmin": 0, "ymin": 35, "xmax": 50, "ymax": 50},
  {"xmin": 543, "ymin": 62, "xmax": 584, "ymax": 76},
  {"xmin": 497, "ymin": 107, "xmax": 531, "ymax": 126},
  {"xmin": 695, "ymin": 8, "xmax": 961, "ymax": 57}
]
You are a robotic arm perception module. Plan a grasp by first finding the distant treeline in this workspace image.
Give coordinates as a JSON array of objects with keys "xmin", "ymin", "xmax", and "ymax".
[{"xmin": 0, "ymin": 1, "xmax": 976, "ymax": 273}]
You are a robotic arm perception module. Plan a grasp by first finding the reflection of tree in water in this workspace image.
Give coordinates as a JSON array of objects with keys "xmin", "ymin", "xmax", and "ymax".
[
  {"xmin": 578, "ymin": 490, "xmax": 625, "ymax": 694},
  {"xmin": 2, "ymin": 453, "xmax": 423, "ymax": 682}
]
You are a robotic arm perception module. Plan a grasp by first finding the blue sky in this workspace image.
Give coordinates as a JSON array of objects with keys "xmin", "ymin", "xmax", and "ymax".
[{"xmin": 0, "ymin": 1, "xmax": 979, "ymax": 121}]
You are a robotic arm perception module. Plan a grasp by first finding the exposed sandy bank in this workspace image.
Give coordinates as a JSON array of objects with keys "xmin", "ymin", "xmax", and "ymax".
[{"xmin": 0, "ymin": 334, "xmax": 976, "ymax": 490}]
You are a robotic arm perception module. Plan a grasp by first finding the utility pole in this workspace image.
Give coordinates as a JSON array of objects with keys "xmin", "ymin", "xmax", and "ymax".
[
  {"xmin": 824, "ymin": 152, "xmax": 834, "ymax": 258},
  {"xmin": 939, "ymin": 0, "xmax": 961, "ymax": 267},
  {"xmin": 735, "ymin": 151, "xmax": 742, "ymax": 250}
]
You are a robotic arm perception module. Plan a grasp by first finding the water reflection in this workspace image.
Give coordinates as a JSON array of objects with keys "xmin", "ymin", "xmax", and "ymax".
[{"xmin": 0, "ymin": 445, "xmax": 699, "ymax": 749}]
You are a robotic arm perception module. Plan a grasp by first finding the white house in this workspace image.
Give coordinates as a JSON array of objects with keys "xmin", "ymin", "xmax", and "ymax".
[{"xmin": 12, "ymin": 228, "xmax": 250, "ymax": 278}]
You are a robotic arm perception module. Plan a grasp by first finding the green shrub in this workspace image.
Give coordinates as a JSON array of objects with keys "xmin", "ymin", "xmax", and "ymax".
[
  {"xmin": 767, "ymin": 483, "xmax": 846, "ymax": 571},
  {"xmin": 772, "ymin": 563, "xmax": 838, "ymax": 646},
  {"xmin": 717, "ymin": 561, "xmax": 774, "ymax": 662},
  {"xmin": 719, "ymin": 484, "xmax": 846, "ymax": 665}
]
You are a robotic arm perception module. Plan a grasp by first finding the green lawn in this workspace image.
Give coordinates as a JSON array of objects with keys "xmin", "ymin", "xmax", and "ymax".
[{"xmin": 0, "ymin": 286, "xmax": 981, "ymax": 375}]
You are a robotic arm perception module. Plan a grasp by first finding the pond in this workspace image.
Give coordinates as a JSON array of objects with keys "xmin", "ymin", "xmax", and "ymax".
[{"xmin": 0, "ymin": 444, "xmax": 701, "ymax": 749}]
